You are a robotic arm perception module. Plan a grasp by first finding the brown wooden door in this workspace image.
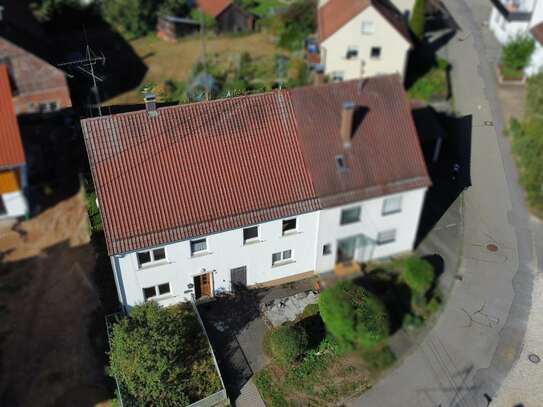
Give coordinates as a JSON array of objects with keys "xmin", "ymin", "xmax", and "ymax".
[{"xmin": 200, "ymin": 273, "xmax": 212, "ymax": 297}]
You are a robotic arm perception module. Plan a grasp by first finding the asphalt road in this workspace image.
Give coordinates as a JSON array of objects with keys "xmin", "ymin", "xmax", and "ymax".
[{"xmin": 349, "ymin": 0, "xmax": 543, "ymax": 406}]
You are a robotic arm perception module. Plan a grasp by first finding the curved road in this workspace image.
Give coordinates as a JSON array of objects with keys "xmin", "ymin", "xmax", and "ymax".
[{"xmin": 349, "ymin": 0, "xmax": 543, "ymax": 406}]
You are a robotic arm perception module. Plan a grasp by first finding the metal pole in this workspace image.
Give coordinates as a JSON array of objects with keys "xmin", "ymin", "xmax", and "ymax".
[
  {"xmin": 87, "ymin": 45, "xmax": 102, "ymax": 116},
  {"xmin": 199, "ymin": 11, "xmax": 209, "ymax": 101}
]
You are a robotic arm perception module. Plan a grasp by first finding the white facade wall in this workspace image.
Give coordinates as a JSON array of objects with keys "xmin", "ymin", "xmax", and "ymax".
[
  {"xmin": 111, "ymin": 187, "xmax": 427, "ymax": 309},
  {"xmin": 489, "ymin": 8, "xmax": 530, "ymax": 44},
  {"xmin": 389, "ymin": 0, "xmax": 416, "ymax": 19},
  {"xmin": 526, "ymin": 42, "xmax": 543, "ymax": 75},
  {"xmin": 0, "ymin": 190, "xmax": 28, "ymax": 219},
  {"xmin": 320, "ymin": 6, "xmax": 411, "ymax": 80}
]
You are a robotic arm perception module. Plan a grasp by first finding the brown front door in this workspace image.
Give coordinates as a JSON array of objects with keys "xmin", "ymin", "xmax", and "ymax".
[{"xmin": 194, "ymin": 273, "xmax": 212, "ymax": 299}]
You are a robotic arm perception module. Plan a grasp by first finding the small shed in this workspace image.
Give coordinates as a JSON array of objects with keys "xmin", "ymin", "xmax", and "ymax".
[
  {"xmin": 198, "ymin": 0, "xmax": 255, "ymax": 32},
  {"xmin": 157, "ymin": 15, "xmax": 200, "ymax": 42}
]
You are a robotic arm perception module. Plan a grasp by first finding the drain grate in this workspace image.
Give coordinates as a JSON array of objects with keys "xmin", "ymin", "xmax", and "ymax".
[
  {"xmin": 487, "ymin": 244, "xmax": 499, "ymax": 252},
  {"xmin": 528, "ymin": 354, "xmax": 541, "ymax": 364}
]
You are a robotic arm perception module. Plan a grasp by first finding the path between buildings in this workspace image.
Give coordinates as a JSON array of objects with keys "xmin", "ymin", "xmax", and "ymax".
[{"xmin": 347, "ymin": 0, "xmax": 542, "ymax": 406}]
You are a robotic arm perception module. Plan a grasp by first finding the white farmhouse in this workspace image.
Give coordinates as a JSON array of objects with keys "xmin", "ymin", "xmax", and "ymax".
[
  {"xmin": 82, "ymin": 75, "xmax": 431, "ymax": 310},
  {"xmin": 0, "ymin": 64, "xmax": 28, "ymax": 220},
  {"xmin": 316, "ymin": 0, "xmax": 413, "ymax": 81},
  {"xmin": 489, "ymin": 0, "xmax": 543, "ymax": 75}
]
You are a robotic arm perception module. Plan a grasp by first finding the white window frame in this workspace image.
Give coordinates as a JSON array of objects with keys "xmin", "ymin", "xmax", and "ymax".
[
  {"xmin": 243, "ymin": 225, "xmax": 260, "ymax": 245},
  {"xmin": 382, "ymin": 195, "xmax": 402, "ymax": 216},
  {"xmin": 282, "ymin": 217, "xmax": 298, "ymax": 236},
  {"xmin": 340, "ymin": 206, "xmax": 362, "ymax": 225},
  {"xmin": 361, "ymin": 21, "xmax": 375, "ymax": 34},
  {"xmin": 190, "ymin": 238, "xmax": 208, "ymax": 256},
  {"xmin": 272, "ymin": 249, "xmax": 295, "ymax": 266},
  {"xmin": 142, "ymin": 282, "xmax": 172, "ymax": 301},
  {"xmin": 377, "ymin": 230, "xmax": 397, "ymax": 245},
  {"xmin": 136, "ymin": 247, "xmax": 167, "ymax": 268}
]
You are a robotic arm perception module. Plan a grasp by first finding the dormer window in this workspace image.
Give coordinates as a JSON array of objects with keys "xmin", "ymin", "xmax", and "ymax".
[{"xmin": 336, "ymin": 155, "xmax": 347, "ymax": 172}]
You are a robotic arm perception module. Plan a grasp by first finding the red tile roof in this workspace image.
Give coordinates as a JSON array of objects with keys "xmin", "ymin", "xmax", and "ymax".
[
  {"xmin": 82, "ymin": 75, "xmax": 430, "ymax": 255},
  {"xmin": 531, "ymin": 22, "xmax": 543, "ymax": 46},
  {"xmin": 0, "ymin": 64, "xmax": 25, "ymax": 169},
  {"xmin": 318, "ymin": 0, "xmax": 412, "ymax": 45},
  {"xmin": 198, "ymin": 0, "xmax": 232, "ymax": 17}
]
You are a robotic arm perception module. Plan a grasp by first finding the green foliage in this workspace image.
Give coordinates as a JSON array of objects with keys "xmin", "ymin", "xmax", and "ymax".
[
  {"xmin": 190, "ymin": 8, "xmax": 216, "ymax": 30},
  {"xmin": 402, "ymin": 313, "xmax": 425, "ymax": 331},
  {"xmin": 108, "ymin": 303, "xmax": 221, "ymax": 405},
  {"xmin": 319, "ymin": 281, "xmax": 389, "ymax": 349},
  {"xmin": 398, "ymin": 257, "xmax": 434, "ymax": 296},
  {"xmin": 255, "ymin": 370, "xmax": 289, "ymax": 407},
  {"xmin": 361, "ymin": 346, "xmax": 396, "ymax": 371},
  {"xmin": 502, "ymin": 34, "xmax": 535, "ymax": 71},
  {"xmin": 101, "ymin": 0, "xmax": 157, "ymax": 37},
  {"xmin": 268, "ymin": 325, "xmax": 308, "ymax": 366},
  {"xmin": 408, "ymin": 58, "xmax": 449, "ymax": 101},
  {"xmin": 301, "ymin": 303, "xmax": 320, "ymax": 318},
  {"xmin": 526, "ymin": 72, "xmax": 543, "ymax": 117},
  {"xmin": 277, "ymin": 0, "xmax": 316, "ymax": 50},
  {"xmin": 159, "ymin": 0, "xmax": 191, "ymax": 16},
  {"xmin": 409, "ymin": 0, "xmax": 426, "ymax": 40},
  {"xmin": 85, "ymin": 190, "xmax": 102, "ymax": 232},
  {"xmin": 30, "ymin": 0, "xmax": 81, "ymax": 22}
]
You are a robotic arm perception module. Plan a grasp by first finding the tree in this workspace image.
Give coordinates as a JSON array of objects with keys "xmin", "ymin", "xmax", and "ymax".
[
  {"xmin": 409, "ymin": 0, "xmax": 426, "ymax": 40},
  {"xmin": 101, "ymin": 0, "xmax": 157, "ymax": 38},
  {"xmin": 278, "ymin": 0, "xmax": 316, "ymax": 50},
  {"xmin": 319, "ymin": 281, "xmax": 389, "ymax": 349},
  {"xmin": 268, "ymin": 325, "xmax": 308, "ymax": 366},
  {"xmin": 159, "ymin": 0, "xmax": 191, "ymax": 17},
  {"xmin": 502, "ymin": 34, "xmax": 535, "ymax": 71},
  {"xmin": 30, "ymin": 0, "xmax": 81, "ymax": 22},
  {"xmin": 108, "ymin": 302, "xmax": 221, "ymax": 405}
]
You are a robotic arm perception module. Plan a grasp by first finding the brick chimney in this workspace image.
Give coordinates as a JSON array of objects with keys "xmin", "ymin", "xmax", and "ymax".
[
  {"xmin": 144, "ymin": 92, "xmax": 158, "ymax": 117},
  {"xmin": 340, "ymin": 101, "xmax": 355, "ymax": 148}
]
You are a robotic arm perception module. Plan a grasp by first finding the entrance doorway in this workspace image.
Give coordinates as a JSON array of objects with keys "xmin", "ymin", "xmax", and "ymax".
[
  {"xmin": 230, "ymin": 266, "xmax": 247, "ymax": 291},
  {"xmin": 193, "ymin": 273, "xmax": 213, "ymax": 299}
]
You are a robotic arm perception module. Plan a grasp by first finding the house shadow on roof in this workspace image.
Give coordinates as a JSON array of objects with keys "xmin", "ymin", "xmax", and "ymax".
[{"xmin": 413, "ymin": 108, "xmax": 472, "ymax": 246}]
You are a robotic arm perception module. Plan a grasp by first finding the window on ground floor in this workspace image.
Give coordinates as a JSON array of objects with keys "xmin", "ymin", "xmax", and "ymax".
[
  {"xmin": 340, "ymin": 206, "xmax": 361, "ymax": 225},
  {"xmin": 371, "ymin": 47, "xmax": 382, "ymax": 59},
  {"xmin": 272, "ymin": 249, "xmax": 294, "ymax": 266},
  {"xmin": 377, "ymin": 229, "xmax": 396, "ymax": 245},
  {"xmin": 137, "ymin": 247, "xmax": 167, "ymax": 268},
  {"xmin": 143, "ymin": 282, "xmax": 171, "ymax": 301}
]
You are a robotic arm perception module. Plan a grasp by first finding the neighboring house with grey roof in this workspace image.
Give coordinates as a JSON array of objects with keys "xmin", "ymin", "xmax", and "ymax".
[
  {"xmin": 316, "ymin": 0, "xmax": 413, "ymax": 81},
  {"xmin": 81, "ymin": 75, "xmax": 430, "ymax": 310}
]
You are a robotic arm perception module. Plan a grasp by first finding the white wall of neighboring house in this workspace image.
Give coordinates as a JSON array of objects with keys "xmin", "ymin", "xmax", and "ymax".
[
  {"xmin": 0, "ymin": 190, "xmax": 28, "ymax": 219},
  {"xmin": 526, "ymin": 42, "xmax": 543, "ymax": 75},
  {"xmin": 111, "ymin": 187, "xmax": 427, "ymax": 309},
  {"xmin": 389, "ymin": 0, "xmax": 416, "ymax": 19},
  {"xmin": 320, "ymin": 6, "xmax": 411, "ymax": 80},
  {"xmin": 489, "ymin": 8, "xmax": 530, "ymax": 44}
]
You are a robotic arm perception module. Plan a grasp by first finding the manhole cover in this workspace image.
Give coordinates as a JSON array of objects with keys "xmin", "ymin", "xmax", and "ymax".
[
  {"xmin": 528, "ymin": 354, "xmax": 541, "ymax": 364},
  {"xmin": 487, "ymin": 244, "xmax": 499, "ymax": 252}
]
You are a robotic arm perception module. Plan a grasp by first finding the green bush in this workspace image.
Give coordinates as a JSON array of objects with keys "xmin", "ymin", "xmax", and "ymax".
[
  {"xmin": 277, "ymin": 0, "xmax": 316, "ymax": 50},
  {"xmin": 361, "ymin": 346, "xmax": 396, "ymax": 371},
  {"xmin": 526, "ymin": 72, "xmax": 543, "ymax": 117},
  {"xmin": 502, "ymin": 34, "xmax": 535, "ymax": 71},
  {"xmin": 108, "ymin": 303, "xmax": 221, "ymax": 405},
  {"xmin": 398, "ymin": 257, "xmax": 434, "ymax": 296},
  {"xmin": 268, "ymin": 325, "xmax": 308, "ymax": 366},
  {"xmin": 319, "ymin": 281, "xmax": 389, "ymax": 349},
  {"xmin": 409, "ymin": 0, "xmax": 426, "ymax": 40},
  {"xmin": 402, "ymin": 313, "xmax": 425, "ymax": 331}
]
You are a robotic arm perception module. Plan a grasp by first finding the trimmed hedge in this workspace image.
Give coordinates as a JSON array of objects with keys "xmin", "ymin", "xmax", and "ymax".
[
  {"xmin": 268, "ymin": 325, "xmax": 308, "ymax": 366},
  {"xmin": 409, "ymin": 0, "xmax": 426, "ymax": 40}
]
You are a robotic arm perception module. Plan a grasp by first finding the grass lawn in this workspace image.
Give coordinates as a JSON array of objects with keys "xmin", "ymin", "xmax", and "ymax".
[
  {"xmin": 408, "ymin": 58, "xmax": 450, "ymax": 102},
  {"xmin": 105, "ymin": 32, "xmax": 279, "ymax": 105}
]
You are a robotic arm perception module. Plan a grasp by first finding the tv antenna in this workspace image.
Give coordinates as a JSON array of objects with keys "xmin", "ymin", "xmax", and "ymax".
[{"xmin": 58, "ymin": 43, "xmax": 106, "ymax": 116}]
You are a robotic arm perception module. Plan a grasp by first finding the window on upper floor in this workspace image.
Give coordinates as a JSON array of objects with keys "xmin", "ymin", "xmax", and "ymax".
[
  {"xmin": 282, "ymin": 218, "xmax": 297, "ymax": 235},
  {"xmin": 137, "ymin": 247, "xmax": 167, "ymax": 267},
  {"xmin": 272, "ymin": 249, "xmax": 294, "ymax": 266},
  {"xmin": 371, "ymin": 47, "xmax": 382, "ymax": 59},
  {"xmin": 243, "ymin": 225, "xmax": 260, "ymax": 244},
  {"xmin": 361, "ymin": 21, "xmax": 375, "ymax": 34},
  {"xmin": 190, "ymin": 238, "xmax": 208, "ymax": 256},
  {"xmin": 143, "ymin": 282, "xmax": 171, "ymax": 301},
  {"xmin": 382, "ymin": 196, "xmax": 402, "ymax": 215},
  {"xmin": 346, "ymin": 46, "xmax": 359, "ymax": 59},
  {"xmin": 323, "ymin": 243, "xmax": 332, "ymax": 255},
  {"xmin": 340, "ymin": 206, "xmax": 361, "ymax": 225},
  {"xmin": 377, "ymin": 229, "xmax": 396, "ymax": 245}
]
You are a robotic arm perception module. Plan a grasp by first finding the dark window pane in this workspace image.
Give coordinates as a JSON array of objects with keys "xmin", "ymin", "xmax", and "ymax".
[
  {"xmin": 283, "ymin": 249, "xmax": 292, "ymax": 260},
  {"xmin": 158, "ymin": 283, "xmax": 170, "ymax": 295},
  {"xmin": 272, "ymin": 252, "xmax": 281, "ymax": 264},
  {"xmin": 282, "ymin": 218, "xmax": 297, "ymax": 234},
  {"xmin": 137, "ymin": 251, "xmax": 151, "ymax": 265},
  {"xmin": 143, "ymin": 286, "xmax": 156, "ymax": 300},
  {"xmin": 153, "ymin": 248, "xmax": 166, "ymax": 261},
  {"xmin": 340, "ymin": 207, "xmax": 361, "ymax": 225},
  {"xmin": 371, "ymin": 47, "xmax": 381, "ymax": 58},
  {"xmin": 191, "ymin": 238, "xmax": 207, "ymax": 254},
  {"xmin": 323, "ymin": 244, "xmax": 332, "ymax": 255},
  {"xmin": 243, "ymin": 226, "xmax": 259, "ymax": 242}
]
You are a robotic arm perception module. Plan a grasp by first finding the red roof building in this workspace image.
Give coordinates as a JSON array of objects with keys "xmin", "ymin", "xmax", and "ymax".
[
  {"xmin": 0, "ymin": 64, "xmax": 25, "ymax": 169},
  {"xmin": 197, "ymin": 0, "xmax": 255, "ymax": 32},
  {"xmin": 82, "ymin": 75, "xmax": 430, "ymax": 255}
]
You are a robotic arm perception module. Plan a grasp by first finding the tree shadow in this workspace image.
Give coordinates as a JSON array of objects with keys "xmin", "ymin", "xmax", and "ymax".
[
  {"xmin": 421, "ymin": 254, "xmax": 444, "ymax": 300},
  {"xmin": 296, "ymin": 314, "xmax": 325, "ymax": 350},
  {"xmin": 414, "ymin": 111, "xmax": 472, "ymax": 246}
]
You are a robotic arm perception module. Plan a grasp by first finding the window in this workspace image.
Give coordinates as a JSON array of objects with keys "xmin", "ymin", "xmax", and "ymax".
[
  {"xmin": 323, "ymin": 244, "xmax": 332, "ymax": 255},
  {"xmin": 340, "ymin": 207, "xmax": 361, "ymax": 225},
  {"xmin": 361, "ymin": 21, "xmax": 375, "ymax": 34},
  {"xmin": 143, "ymin": 283, "xmax": 171, "ymax": 301},
  {"xmin": 190, "ymin": 238, "xmax": 208, "ymax": 255},
  {"xmin": 137, "ymin": 247, "xmax": 167, "ymax": 267},
  {"xmin": 346, "ymin": 46, "xmax": 358, "ymax": 59},
  {"xmin": 371, "ymin": 47, "xmax": 382, "ymax": 59},
  {"xmin": 382, "ymin": 196, "xmax": 402, "ymax": 215},
  {"xmin": 282, "ymin": 218, "xmax": 297, "ymax": 235},
  {"xmin": 377, "ymin": 230, "xmax": 396, "ymax": 245},
  {"xmin": 243, "ymin": 226, "xmax": 259, "ymax": 244},
  {"xmin": 272, "ymin": 250, "xmax": 294, "ymax": 265},
  {"xmin": 330, "ymin": 71, "xmax": 344, "ymax": 82}
]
